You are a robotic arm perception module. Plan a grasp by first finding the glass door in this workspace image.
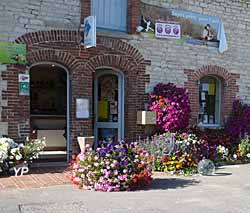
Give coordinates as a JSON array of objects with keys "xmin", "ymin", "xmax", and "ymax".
[{"xmin": 94, "ymin": 70, "xmax": 124, "ymax": 146}]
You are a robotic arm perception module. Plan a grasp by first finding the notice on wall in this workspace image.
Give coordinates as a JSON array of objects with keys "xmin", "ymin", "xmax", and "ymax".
[
  {"xmin": 76, "ymin": 98, "xmax": 90, "ymax": 119},
  {"xmin": 19, "ymin": 74, "xmax": 29, "ymax": 96},
  {"xmin": 0, "ymin": 41, "xmax": 27, "ymax": 65},
  {"xmin": 155, "ymin": 22, "xmax": 181, "ymax": 39}
]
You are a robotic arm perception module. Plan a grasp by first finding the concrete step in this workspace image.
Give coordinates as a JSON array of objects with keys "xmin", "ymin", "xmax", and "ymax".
[
  {"xmin": 38, "ymin": 151, "xmax": 67, "ymax": 159},
  {"xmin": 30, "ymin": 161, "xmax": 68, "ymax": 168}
]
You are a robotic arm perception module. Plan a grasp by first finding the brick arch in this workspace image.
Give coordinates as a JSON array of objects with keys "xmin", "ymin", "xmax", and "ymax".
[
  {"xmin": 15, "ymin": 30, "xmax": 144, "ymax": 65},
  {"xmin": 184, "ymin": 65, "xmax": 240, "ymax": 126},
  {"xmin": 85, "ymin": 54, "xmax": 137, "ymax": 72},
  {"xmin": 96, "ymin": 37, "xmax": 144, "ymax": 65},
  {"xmin": 15, "ymin": 30, "xmax": 80, "ymax": 45},
  {"xmin": 27, "ymin": 48, "xmax": 81, "ymax": 72},
  {"xmin": 192, "ymin": 65, "xmax": 232, "ymax": 83}
]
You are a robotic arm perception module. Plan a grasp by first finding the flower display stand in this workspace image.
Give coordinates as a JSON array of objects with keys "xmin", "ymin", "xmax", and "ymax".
[{"xmin": 77, "ymin": 136, "xmax": 94, "ymax": 152}]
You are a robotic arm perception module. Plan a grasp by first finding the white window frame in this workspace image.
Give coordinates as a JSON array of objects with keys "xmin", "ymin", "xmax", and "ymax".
[
  {"xmin": 94, "ymin": 68, "xmax": 125, "ymax": 147},
  {"xmin": 198, "ymin": 75, "xmax": 222, "ymax": 129}
]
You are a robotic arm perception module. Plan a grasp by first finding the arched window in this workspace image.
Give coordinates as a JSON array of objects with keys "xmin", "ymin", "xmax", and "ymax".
[{"xmin": 198, "ymin": 76, "xmax": 222, "ymax": 127}]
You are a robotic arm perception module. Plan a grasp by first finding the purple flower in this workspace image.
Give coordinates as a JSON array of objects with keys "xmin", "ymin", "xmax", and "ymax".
[{"xmin": 124, "ymin": 159, "xmax": 129, "ymax": 165}]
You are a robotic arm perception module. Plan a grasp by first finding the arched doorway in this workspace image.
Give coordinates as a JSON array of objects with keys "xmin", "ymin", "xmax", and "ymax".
[
  {"xmin": 30, "ymin": 63, "xmax": 69, "ymax": 162},
  {"xmin": 94, "ymin": 69, "xmax": 124, "ymax": 146}
]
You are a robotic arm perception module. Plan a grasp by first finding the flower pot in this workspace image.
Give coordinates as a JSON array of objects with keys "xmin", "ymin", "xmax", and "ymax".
[{"xmin": 77, "ymin": 136, "xmax": 94, "ymax": 152}]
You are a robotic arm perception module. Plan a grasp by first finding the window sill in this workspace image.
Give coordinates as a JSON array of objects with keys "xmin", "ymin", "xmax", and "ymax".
[
  {"xmin": 97, "ymin": 29, "xmax": 132, "ymax": 40},
  {"xmin": 198, "ymin": 124, "xmax": 222, "ymax": 129}
]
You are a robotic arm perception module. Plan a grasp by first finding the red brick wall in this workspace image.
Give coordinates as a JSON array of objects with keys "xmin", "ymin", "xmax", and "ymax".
[
  {"xmin": 184, "ymin": 65, "xmax": 240, "ymax": 126},
  {"xmin": 11, "ymin": 30, "xmax": 150, "ymax": 155},
  {"xmin": 128, "ymin": 0, "xmax": 141, "ymax": 34},
  {"xmin": 1, "ymin": 65, "xmax": 29, "ymax": 142},
  {"xmin": 81, "ymin": 0, "xmax": 141, "ymax": 34}
]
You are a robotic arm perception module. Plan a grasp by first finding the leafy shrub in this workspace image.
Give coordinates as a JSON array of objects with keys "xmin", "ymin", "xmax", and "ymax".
[
  {"xmin": 149, "ymin": 83, "xmax": 191, "ymax": 132},
  {"xmin": 238, "ymin": 138, "xmax": 250, "ymax": 162},
  {"xmin": 71, "ymin": 141, "xmax": 152, "ymax": 192},
  {"xmin": 226, "ymin": 100, "xmax": 250, "ymax": 142},
  {"xmin": 189, "ymin": 127, "xmax": 232, "ymax": 161},
  {"xmin": 140, "ymin": 133, "xmax": 199, "ymax": 175},
  {"xmin": 0, "ymin": 137, "xmax": 46, "ymax": 174},
  {"xmin": 139, "ymin": 129, "xmax": 238, "ymax": 175}
]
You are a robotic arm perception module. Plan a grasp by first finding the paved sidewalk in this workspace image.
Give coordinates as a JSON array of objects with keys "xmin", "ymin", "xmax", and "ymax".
[{"xmin": 0, "ymin": 164, "xmax": 250, "ymax": 213}]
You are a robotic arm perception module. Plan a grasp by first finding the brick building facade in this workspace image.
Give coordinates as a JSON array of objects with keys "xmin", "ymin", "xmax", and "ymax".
[{"xmin": 0, "ymin": 0, "xmax": 249, "ymax": 160}]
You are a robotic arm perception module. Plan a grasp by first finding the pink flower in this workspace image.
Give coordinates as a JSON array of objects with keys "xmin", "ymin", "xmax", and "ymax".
[
  {"xmin": 107, "ymin": 186, "xmax": 113, "ymax": 192},
  {"xmin": 114, "ymin": 170, "xmax": 118, "ymax": 176}
]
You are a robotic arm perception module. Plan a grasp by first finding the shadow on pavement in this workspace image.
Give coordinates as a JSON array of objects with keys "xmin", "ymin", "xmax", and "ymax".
[{"xmin": 149, "ymin": 178, "xmax": 200, "ymax": 190}]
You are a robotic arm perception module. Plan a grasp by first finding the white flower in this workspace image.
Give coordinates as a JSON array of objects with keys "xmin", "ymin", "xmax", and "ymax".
[
  {"xmin": 0, "ymin": 149, "xmax": 8, "ymax": 160},
  {"xmin": 247, "ymin": 153, "xmax": 250, "ymax": 158},
  {"xmin": 18, "ymin": 143, "xmax": 24, "ymax": 148},
  {"xmin": 10, "ymin": 148, "xmax": 18, "ymax": 154},
  {"xmin": 16, "ymin": 154, "xmax": 22, "ymax": 161},
  {"xmin": 233, "ymin": 154, "xmax": 237, "ymax": 159},
  {"xmin": 0, "ymin": 138, "xmax": 17, "ymax": 148}
]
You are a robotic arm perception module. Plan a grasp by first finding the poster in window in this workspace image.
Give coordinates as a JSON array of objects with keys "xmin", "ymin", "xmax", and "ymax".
[
  {"xmin": 110, "ymin": 101, "xmax": 118, "ymax": 115},
  {"xmin": 202, "ymin": 83, "xmax": 209, "ymax": 92},
  {"xmin": 208, "ymin": 83, "xmax": 215, "ymax": 95},
  {"xmin": 203, "ymin": 114, "xmax": 208, "ymax": 124},
  {"xmin": 98, "ymin": 101, "xmax": 109, "ymax": 121},
  {"xmin": 201, "ymin": 92, "xmax": 206, "ymax": 101},
  {"xmin": 209, "ymin": 115, "xmax": 214, "ymax": 124}
]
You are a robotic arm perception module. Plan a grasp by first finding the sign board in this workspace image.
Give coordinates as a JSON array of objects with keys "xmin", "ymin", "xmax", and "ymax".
[
  {"xmin": 0, "ymin": 41, "xmax": 27, "ymax": 65},
  {"xmin": 83, "ymin": 16, "xmax": 96, "ymax": 48},
  {"xmin": 19, "ymin": 74, "xmax": 30, "ymax": 96},
  {"xmin": 76, "ymin": 98, "xmax": 90, "ymax": 119},
  {"xmin": 141, "ymin": 3, "xmax": 228, "ymax": 53},
  {"xmin": 155, "ymin": 22, "xmax": 181, "ymax": 39}
]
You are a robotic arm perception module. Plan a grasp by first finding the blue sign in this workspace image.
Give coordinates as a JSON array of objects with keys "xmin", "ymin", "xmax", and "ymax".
[{"xmin": 83, "ymin": 16, "xmax": 96, "ymax": 48}]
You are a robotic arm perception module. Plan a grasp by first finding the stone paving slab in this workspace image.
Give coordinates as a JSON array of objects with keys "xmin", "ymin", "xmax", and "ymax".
[{"xmin": 19, "ymin": 202, "xmax": 86, "ymax": 213}]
